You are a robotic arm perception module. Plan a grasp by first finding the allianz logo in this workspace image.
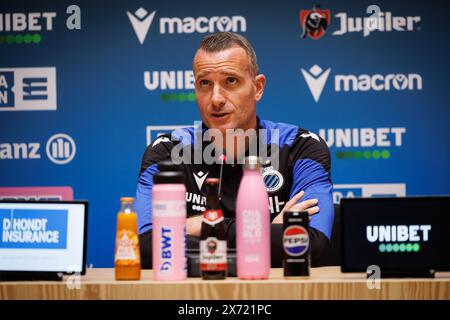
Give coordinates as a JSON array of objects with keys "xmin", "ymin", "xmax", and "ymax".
[
  {"xmin": 0, "ymin": 133, "xmax": 76, "ymax": 165},
  {"xmin": 319, "ymin": 127, "xmax": 405, "ymax": 148},
  {"xmin": 366, "ymin": 225, "xmax": 431, "ymax": 243},
  {"xmin": 127, "ymin": 8, "xmax": 246, "ymax": 44},
  {"xmin": 301, "ymin": 65, "xmax": 423, "ymax": 102}
]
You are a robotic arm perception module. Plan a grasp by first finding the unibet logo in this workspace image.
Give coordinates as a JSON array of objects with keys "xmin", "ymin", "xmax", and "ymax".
[
  {"xmin": 301, "ymin": 64, "xmax": 422, "ymax": 102},
  {"xmin": 0, "ymin": 133, "xmax": 76, "ymax": 165},
  {"xmin": 0, "ymin": 7, "xmax": 81, "ymax": 45},
  {"xmin": 144, "ymin": 70, "xmax": 194, "ymax": 90},
  {"xmin": 366, "ymin": 225, "xmax": 431, "ymax": 253},
  {"xmin": 0, "ymin": 12, "xmax": 56, "ymax": 32},
  {"xmin": 143, "ymin": 70, "xmax": 196, "ymax": 103},
  {"xmin": 320, "ymin": 128, "xmax": 405, "ymax": 148},
  {"xmin": 367, "ymin": 225, "xmax": 431, "ymax": 242},
  {"xmin": 319, "ymin": 127, "xmax": 406, "ymax": 160},
  {"xmin": 127, "ymin": 8, "xmax": 247, "ymax": 44},
  {"xmin": 0, "ymin": 67, "xmax": 57, "ymax": 111}
]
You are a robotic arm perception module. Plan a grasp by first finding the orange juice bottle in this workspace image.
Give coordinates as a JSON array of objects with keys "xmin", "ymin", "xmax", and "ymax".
[{"xmin": 114, "ymin": 197, "xmax": 141, "ymax": 280}]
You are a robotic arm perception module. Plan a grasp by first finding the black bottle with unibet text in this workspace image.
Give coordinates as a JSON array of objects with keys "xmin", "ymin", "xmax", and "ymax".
[{"xmin": 200, "ymin": 178, "xmax": 227, "ymax": 280}]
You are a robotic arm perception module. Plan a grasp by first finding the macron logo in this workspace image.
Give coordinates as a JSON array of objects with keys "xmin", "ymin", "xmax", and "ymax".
[
  {"xmin": 152, "ymin": 136, "xmax": 170, "ymax": 147},
  {"xmin": 127, "ymin": 8, "xmax": 156, "ymax": 44},
  {"xmin": 193, "ymin": 171, "xmax": 209, "ymax": 191},
  {"xmin": 300, "ymin": 131, "xmax": 320, "ymax": 142},
  {"xmin": 301, "ymin": 64, "xmax": 331, "ymax": 102}
]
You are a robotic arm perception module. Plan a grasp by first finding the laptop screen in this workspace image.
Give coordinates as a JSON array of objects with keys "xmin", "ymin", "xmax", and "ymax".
[
  {"xmin": 0, "ymin": 200, "xmax": 88, "ymax": 274},
  {"xmin": 341, "ymin": 196, "xmax": 450, "ymax": 272}
]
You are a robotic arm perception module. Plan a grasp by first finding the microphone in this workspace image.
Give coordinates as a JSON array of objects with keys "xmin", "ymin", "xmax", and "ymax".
[{"xmin": 218, "ymin": 153, "xmax": 227, "ymax": 200}]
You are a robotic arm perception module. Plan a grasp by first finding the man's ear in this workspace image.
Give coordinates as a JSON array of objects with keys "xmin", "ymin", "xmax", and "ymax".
[{"xmin": 254, "ymin": 74, "xmax": 266, "ymax": 102}]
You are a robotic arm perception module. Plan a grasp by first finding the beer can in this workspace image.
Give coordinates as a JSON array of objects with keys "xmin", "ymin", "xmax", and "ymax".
[{"xmin": 283, "ymin": 210, "xmax": 310, "ymax": 277}]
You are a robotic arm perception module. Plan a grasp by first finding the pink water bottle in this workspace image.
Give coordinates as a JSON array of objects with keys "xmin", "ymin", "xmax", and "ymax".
[
  {"xmin": 236, "ymin": 156, "xmax": 270, "ymax": 279},
  {"xmin": 152, "ymin": 161, "xmax": 187, "ymax": 281}
]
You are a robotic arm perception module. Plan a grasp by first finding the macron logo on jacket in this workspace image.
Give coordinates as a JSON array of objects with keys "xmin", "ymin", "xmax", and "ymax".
[{"xmin": 193, "ymin": 171, "xmax": 209, "ymax": 191}]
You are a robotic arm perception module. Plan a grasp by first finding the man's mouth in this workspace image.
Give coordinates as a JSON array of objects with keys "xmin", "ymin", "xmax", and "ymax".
[{"xmin": 212, "ymin": 113, "xmax": 230, "ymax": 119}]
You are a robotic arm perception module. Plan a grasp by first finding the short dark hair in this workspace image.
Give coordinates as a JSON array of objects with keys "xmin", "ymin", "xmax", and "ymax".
[{"xmin": 196, "ymin": 32, "xmax": 259, "ymax": 76}]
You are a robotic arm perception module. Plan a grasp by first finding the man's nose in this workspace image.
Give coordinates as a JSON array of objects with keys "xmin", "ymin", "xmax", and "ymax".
[{"xmin": 211, "ymin": 84, "xmax": 226, "ymax": 109}]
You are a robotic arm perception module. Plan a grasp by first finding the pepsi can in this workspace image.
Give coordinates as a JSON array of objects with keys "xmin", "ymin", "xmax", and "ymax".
[{"xmin": 283, "ymin": 210, "xmax": 310, "ymax": 277}]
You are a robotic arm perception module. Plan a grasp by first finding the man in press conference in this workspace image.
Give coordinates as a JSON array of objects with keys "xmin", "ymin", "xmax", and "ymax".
[{"xmin": 135, "ymin": 32, "xmax": 334, "ymax": 268}]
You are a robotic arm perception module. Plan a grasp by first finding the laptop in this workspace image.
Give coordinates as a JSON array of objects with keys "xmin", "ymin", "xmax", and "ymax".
[
  {"xmin": 341, "ymin": 196, "xmax": 450, "ymax": 274},
  {"xmin": 0, "ymin": 200, "xmax": 88, "ymax": 278}
]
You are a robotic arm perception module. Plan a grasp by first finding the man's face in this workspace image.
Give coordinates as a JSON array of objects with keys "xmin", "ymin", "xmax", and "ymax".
[{"xmin": 193, "ymin": 47, "xmax": 265, "ymax": 134}]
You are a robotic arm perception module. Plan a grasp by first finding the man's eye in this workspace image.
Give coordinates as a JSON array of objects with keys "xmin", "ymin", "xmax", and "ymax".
[
  {"xmin": 227, "ymin": 77, "xmax": 238, "ymax": 84},
  {"xmin": 199, "ymin": 80, "xmax": 210, "ymax": 87}
]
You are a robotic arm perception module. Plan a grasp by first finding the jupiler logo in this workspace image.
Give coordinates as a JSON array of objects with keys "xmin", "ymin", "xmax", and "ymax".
[
  {"xmin": 333, "ymin": 9, "xmax": 421, "ymax": 37},
  {"xmin": 300, "ymin": 6, "xmax": 330, "ymax": 40},
  {"xmin": 299, "ymin": 6, "xmax": 421, "ymax": 39}
]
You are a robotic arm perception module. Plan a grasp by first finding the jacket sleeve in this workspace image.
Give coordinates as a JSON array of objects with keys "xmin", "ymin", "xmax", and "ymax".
[
  {"xmin": 288, "ymin": 130, "xmax": 334, "ymax": 239},
  {"xmin": 285, "ymin": 130, "xmax": 334, "ymax": 263}
]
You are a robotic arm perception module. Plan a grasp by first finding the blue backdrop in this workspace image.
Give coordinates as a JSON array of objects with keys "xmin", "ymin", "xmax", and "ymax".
[{"xmin": 1, "ymin": 0, "xmax": 449, "ymax": 267}]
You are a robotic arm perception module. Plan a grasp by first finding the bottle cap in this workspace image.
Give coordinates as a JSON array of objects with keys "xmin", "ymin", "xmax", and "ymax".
[
  {"xmin": 205, "ymin": 178, "xmax": 220, "ymax": 198},
  {"xmin": 154, "ymin": 161, "xmax": 185, "ymax": 184},
  {"xmin": 243, "ymin": 155, "xmax": 261, "ymax": 170},
  {"xmin": 157, "ymin": 160, "xmax": 182, "ymax": 172},
  {"xmin": 205, "ymin": 178, "xmax": 219, "ymax": 185},
  {"xmin": 120, "ymin": 197, "xmax": 134, "ymax": 203}
]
